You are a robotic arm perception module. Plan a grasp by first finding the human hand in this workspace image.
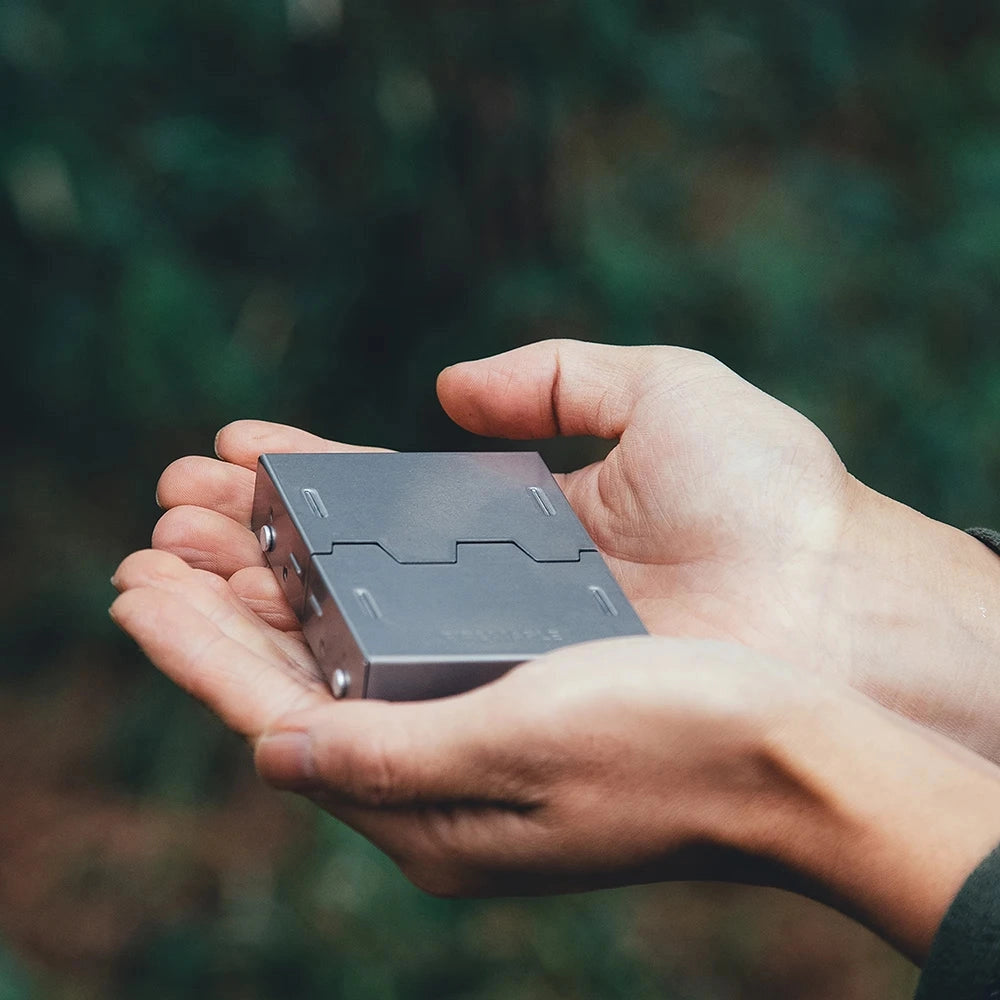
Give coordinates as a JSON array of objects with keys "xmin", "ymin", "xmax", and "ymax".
[
  {"xmin": 149, "ymin": 340, "xmax": 1000, "ymax": 760},
  {"xmin": 107, "ymin": 557, "xmax": 1000, "ymax": 965},
  {"xmin": 251, "ymin": 643, "xmax": 1000, "ymax": 966}
]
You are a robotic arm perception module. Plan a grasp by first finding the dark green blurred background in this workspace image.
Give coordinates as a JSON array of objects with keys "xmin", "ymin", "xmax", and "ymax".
[{"xmin": 3, "ymin": 0, "xmax": 999, "ymax": 996}]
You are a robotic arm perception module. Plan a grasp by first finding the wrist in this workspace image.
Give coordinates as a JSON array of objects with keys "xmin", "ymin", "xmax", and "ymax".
[
  {"xmin": 737, "ymin": 679, "xmax": 1000, "ymax": 963},
  {"xmin": 821, "ymin": 478, "xmax": 1000, "ymax": 762}
]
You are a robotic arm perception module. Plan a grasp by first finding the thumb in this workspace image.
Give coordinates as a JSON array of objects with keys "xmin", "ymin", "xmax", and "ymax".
[
  {"xmin": 436, "ymin": 339, "xmax": 681, "ymax": 440},
  {"xmin": 253, "ymin": 692, "xmax": 531, "ymax": 807}
]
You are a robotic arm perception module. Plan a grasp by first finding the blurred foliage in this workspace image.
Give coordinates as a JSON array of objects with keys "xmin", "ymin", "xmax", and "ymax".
[
  {"xmin": 0, "ymin": 943, "xmax": 33, "ymax": 1000},
  {"xmin": 2, "ymin": 0, "xmax": 999, "ymax": 995}
]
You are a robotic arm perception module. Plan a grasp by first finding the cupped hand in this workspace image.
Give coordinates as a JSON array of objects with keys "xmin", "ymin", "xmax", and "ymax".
[
  {"xmin": 108, "ymin": 552, "xmax": 806, "ymax": 899},
  {"xmin": 147, "ymin": 339, "xmax": 1000, "ymax": 760},
  {"xmin": 250, "ymin": 638, "xmax": 1000, "ymax": 966},
  {"xmin": 436, "ymin": 341, "xmax": 854, "ymax": 658},
  {"xmin": 109, "ymin": 552, "xmax": 1000, "ymax": 967},
  {"xmin": 151, "ymin": 340, "xmax": 853, "ymax": 663},
  {"xmin": 252, "ymin": 637, "xmax": 796, "ymax": 896},
  {"xmin": 110, "ymin": 538, "xmax": 1000, "ymax": 964}
]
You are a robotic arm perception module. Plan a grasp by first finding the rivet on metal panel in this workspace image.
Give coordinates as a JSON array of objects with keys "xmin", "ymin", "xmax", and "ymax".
[
  {"xmin": 259, "ymin": 524, "xmax": 276, "ymax": 552},
  {"xmin": 331, "ymin": 669, "xmax": 351, "ymax": 699}
]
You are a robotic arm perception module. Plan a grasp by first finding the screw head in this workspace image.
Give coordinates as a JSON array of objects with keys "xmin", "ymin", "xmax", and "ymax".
[
  {"xmin": 258, "ymin": 524, "xmax": 276, "ymax": 553},
  {"xmin": 331, "ymin": 669, "xmax": 351, "ymax": 699}
]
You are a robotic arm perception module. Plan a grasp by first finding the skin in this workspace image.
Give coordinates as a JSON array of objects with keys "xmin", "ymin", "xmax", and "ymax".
[
  {"xmin": 110, "ymin": 339, "xmax": 1000, "ymax": 963},
  {"xmin": 148, "ymin": 339, "xmax": 1000, "ymax": 758},
  {"xmin": 109, "ymin": 560, "xmax": 1000, "ymax": 964}
]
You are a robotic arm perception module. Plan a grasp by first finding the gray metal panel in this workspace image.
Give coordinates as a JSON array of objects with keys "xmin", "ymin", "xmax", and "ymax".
[
  {"xmin": 309, "ymin": 544, "xmax": 644, "ymax": 659},
  {"xmin": 258, "ymin": 452, "xmax": 595, "ymax": 564},
  {"xmin": 366, "ymin": 659, "xmax": 519, "ymax": 702},
  {"xmin": 251, "ymin": 452, "xmax": 649, "ymax": 701},
  {"xmin": 251, "ymin": 461, "xmax": 312, "ymax": 617}
]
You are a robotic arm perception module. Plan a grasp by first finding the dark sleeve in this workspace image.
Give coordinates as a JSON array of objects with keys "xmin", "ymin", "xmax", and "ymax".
[
  {"xmin": 915, "ymin": 530, "xmax": 1000, "ymax": 998},
  {"xmin": 967, "ymin": 527, "xmax": 1000, "ymax": 557},
  {"xmin": 912, "ymin": 844, "xmax": 1000, "ymax": 1000}
]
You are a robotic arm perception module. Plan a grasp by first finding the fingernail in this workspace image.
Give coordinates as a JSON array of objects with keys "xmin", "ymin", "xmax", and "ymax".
[{"xmin": 256, "ymin": 731, "xmax": 316, "ymax": 788}]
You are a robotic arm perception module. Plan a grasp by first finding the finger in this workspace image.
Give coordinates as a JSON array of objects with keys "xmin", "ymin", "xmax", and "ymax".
[
  {"xmin": 437, "ymin": 339, "xmax": 707, "ymax": 440},
  {"xmin": 257, "ymin": 635, "xmax": 706, "ymax": 804},
  {"xmin": 113, "ymin": 547, "xmax": 228, "ymax": 595},
  {"xmin": 254, "ymin": 681, "xmax": 546, "ymax": 807},
  {"xmin": 151, "ymin": 505, "xmax": 266, "ymax": 578},
  {"xmin": 110, "ymin": 557, "xmax": 328, "ymax": 736},
  {"xmin": 112, "ymin": 548, "xmax": 307, "ymax": 666},
  {"xmin": 229, "ymin": 566, "xmax": 300, "ymax": 631},
  {"xmin": 214, "ymin": 419, "xmax": 392, "ymax": 471},
  {"xmin": 156, "ymin": 456, "xmax": 256, "ymax": 526}
]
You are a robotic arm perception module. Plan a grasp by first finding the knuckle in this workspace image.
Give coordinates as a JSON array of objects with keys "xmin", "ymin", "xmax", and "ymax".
[
  {"xmin": 229, "ymin": 566, "xmax": 280, "ymax": 596},
  {"xmin": 115, "ymin": 548, "xmax": 183, "ymax": 587},
  {"xmin": 646, "ymin": 345, "xmax": 721, "ymax": 382},
  {"xmin": 191, "ymin": 568, "xmax": 231, "ymax": 596},
  {"xmin": 150, "ymin": 505, "xmax": 214, "ymax": 552},
  {"xmin": 346, "ymin": 734, "xmax": 403, "ymax": 806}
]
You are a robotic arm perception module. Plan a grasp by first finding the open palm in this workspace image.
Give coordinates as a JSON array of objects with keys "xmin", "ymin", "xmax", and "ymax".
[{"xmin": 113, "ymin": 340, "xmax": 862, "ymax": 737}]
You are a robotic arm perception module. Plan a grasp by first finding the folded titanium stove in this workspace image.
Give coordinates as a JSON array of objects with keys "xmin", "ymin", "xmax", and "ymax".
[{"xmin": 251, "ymin": 452, "xmax": 647, "ymax": 701}]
